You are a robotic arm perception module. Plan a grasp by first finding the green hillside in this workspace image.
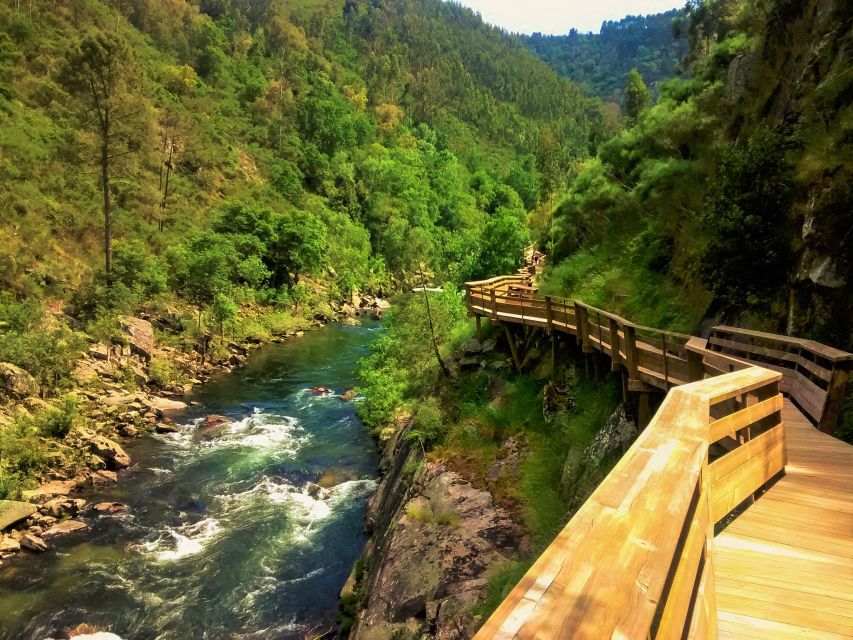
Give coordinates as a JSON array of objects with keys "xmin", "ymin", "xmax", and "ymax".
[{"xmin": 525, "ymin": 10, "xmax": 689, "ymax": 104}]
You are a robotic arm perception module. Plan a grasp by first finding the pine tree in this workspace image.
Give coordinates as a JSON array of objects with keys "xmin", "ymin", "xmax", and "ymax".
[{"xmin": 624, "ymin": 68, "xmax": 652, "ymax": 123}]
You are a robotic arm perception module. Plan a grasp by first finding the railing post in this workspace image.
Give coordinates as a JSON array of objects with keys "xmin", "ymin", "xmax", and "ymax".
[
  {"xmin": 662, "ymin": 334, "xmax": 669, "ymax": 387},
  {"xmin": 465, "ymin": 284, "xmax": 473, "ymax": 316},
  {"xmin": 574, "ymin": 302, "xmax": 593, "ymax": 353},
  {"xmin": 489, "ymin": 288, "xmax": 497, "ymax": 321},
  {"xmin": 609, "ymin": 317, "xmax": 621, "ymax": 372},
  {"xmin": 688, "ymin": 349, "xmax": 704, "ymax": 382},
  {"xmin": 624, "ymin": 324, "xmax": 639, "ymax": 382},
  {"xmin": 819, "ymin": 362, "xmax": 850, "ymax": 436},
  {"xmin": 544, "ymin": 295, "xmax": 554, "ymax": 334}
]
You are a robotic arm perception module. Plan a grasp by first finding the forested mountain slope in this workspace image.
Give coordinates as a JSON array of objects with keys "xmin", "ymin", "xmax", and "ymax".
[
  {"xmin": 0, "ymin": 0, "xmax": 605, "ymax": 307},
  {"xmin": 540, "ymin": 0, "xmax": 852, "ymax": 350},
  {"xmin": 525, "ymin": 10, "xmax": 689, "ymax": 103}
]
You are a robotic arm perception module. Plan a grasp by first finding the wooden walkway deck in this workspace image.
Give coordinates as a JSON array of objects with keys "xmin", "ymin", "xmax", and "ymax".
[
  {"xmin": 715, "ymin": 401, "xmax": 853, "ymax": 639},
  {"xmin": 464, "ymin": 271, "xmax": 853, "ymax": 640}
]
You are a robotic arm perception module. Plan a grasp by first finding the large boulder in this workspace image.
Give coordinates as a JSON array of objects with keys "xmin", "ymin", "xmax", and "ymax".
[
  {"xmin": 0, "ymin": 363, "xmax": 39, "ymax": 400},
  {"xmin": 118, "ymin": 316, "xmax": 154, "ymax": 361},
  {"xmin": 76, "ymin": 428, "xmax": 131, "ymax": 470},
  {"xmin": 0, "ymin": 500, "xmax": 37, "ymax": 530}
]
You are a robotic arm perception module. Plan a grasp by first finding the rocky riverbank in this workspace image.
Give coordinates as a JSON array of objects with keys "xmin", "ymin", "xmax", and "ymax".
[{"xmin": 0, "ymin": 294, "xmax": 390, "ymax": 568}]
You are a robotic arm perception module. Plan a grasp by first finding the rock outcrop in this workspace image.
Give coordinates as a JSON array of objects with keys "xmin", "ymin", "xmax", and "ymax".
[
  {"xmin": 0, "ymin": 362, "xmax": 39, "ymax": 401},
  {"xmin": 118, "ymin": 316, "xmax": 155, "ymax": 361},
  {"xmin": 353, "ymin": 457, "xmax": 522, "ymax": 640}
]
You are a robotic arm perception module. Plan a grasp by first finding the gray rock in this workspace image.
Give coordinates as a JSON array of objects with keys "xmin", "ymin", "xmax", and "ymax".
[
  {"xmin": 118, "ymin": 316, "xmax": 154, "ymax": 361},
  {"xmin": 76, "ymin": 429, "xmax": 131, "ymax": 469},
  {"xmin": 0, "ymin": 500, "xmax": 37, "ymax": 530},
  {"xmin": 0, "ymin": 362, "xmax": 39, "ymax": 400}
]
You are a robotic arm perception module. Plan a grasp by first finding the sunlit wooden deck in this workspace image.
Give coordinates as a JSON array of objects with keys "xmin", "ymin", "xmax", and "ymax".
[
  {"xmin": 464, "ymin": 270, "xmax": 853, "ymax": 639},
  {"xmin": 714, "ymin": 401, "xmax": 853, "ymax": 639}
]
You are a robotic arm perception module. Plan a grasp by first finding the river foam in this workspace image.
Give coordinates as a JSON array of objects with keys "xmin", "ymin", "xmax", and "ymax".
[{"xmin": 140, "ymin": 516, "xmax": 223, "ymax": 562}]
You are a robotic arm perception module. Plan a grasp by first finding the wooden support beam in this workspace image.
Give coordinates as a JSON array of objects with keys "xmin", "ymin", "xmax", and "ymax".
[
  {"xmin": 490, "ymin": 288, "xmax": 497, "ymax": 320},
  {"xmin": 687, "ymin": 349, "xmax": 704, "ymax": 382},
  {"xmin": 503, "ymin": 323, "xmax": 522, "ymax": 371},
  {"xmin": 637, "ymin": 390, "xmax": 651, "ymax": 429}
]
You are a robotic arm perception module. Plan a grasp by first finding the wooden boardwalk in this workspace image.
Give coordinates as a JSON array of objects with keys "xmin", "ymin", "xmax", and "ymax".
[
  {"xmin": 715, "ymin": 401, "xmax": 853, "ymax": 639},
  {"xmin": 464, "ymin": 271, "xmax": 853, "ymax": 640}
]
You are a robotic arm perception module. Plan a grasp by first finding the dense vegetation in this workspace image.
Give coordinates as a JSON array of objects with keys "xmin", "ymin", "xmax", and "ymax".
[
  {"xmin": 525, "ymin": 10, "xmax": 688, "ymax": 104},
  {"xmin": 538, "ymin": 0, "xmax": 852, "ymax": 349},
  {"xmin": 0, "ymin": 0, "xmax": 608, "ymax": 399}
]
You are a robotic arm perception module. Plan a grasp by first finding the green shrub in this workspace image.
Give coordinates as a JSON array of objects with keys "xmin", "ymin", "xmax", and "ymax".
[
  {"xmin": 33, "ymin": 396, "xmax": 78, "ymax": 439},
  {"xmin": 149, "ymin": 356, "xmax": 185, "ymax": 388},
  {"xmin": 405, "ymin": 397, "xmax": 446, "ymax": 450}
]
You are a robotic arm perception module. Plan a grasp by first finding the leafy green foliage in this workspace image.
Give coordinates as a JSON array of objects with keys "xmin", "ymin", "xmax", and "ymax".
[
  {"xmin": 700, "ymin": 127, "xmax": 795, "ymax": 309},
  {"xmin": 0, "ymin": 295, "xmax": 85, "ymax": 393}
]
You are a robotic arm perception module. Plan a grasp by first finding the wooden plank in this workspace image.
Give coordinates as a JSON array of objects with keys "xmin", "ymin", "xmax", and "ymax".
[{"xmin": 709, "ymin": 395, "xmax": 784, "ymax": 442}]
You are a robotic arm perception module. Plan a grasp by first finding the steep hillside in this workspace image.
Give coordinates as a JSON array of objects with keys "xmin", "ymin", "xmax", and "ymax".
[
  {"xmin": 539, "ymin": 0, "xmax": 852, "ymax": 350},
  {"xmin": 0, "ymin": 0, "xmax": 604, "ymax": 302},
  {"xmin": 525, "ymin": 10, "xmax": 689, "ymax": 104}
]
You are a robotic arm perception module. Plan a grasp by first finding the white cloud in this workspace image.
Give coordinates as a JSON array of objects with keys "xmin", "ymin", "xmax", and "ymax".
[{"xmin": 450, "ymin": 0, "xmax": 685, "ymax": 34}]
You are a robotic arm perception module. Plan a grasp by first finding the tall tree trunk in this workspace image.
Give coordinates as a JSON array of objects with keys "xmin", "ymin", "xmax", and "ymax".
[
  {"xmin": 101, "ymin": 117, "xmax": 112, "ymax": 279},
  {"xmin": 420, "ymin": 266, "xmax": 450, "ymax": 377}
]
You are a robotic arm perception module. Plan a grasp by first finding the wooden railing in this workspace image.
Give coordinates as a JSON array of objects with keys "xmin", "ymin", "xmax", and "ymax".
[
  {"xmin": 474, "ymin": 367, "xmax": 784, "ymax": 640},
  {"xmin": 709, "ymin": 325, "xmax": 851, "ymax": 432},
  {"xmin": 465, "ymin": 279, "xmax": 851, "ymax": 431},
  {"xmin": 465, "ymin": 275, "xmax": 850, "ymax": 639}
]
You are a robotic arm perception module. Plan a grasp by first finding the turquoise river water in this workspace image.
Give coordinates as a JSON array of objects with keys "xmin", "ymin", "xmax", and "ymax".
[{"xmin": 0, "ymin": 321, "xmax": 380, "ymax": 639}]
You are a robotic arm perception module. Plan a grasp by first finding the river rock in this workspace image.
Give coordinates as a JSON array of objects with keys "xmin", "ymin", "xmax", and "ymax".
[
  {"xmin": 200, "ymin": 414, "xmax": 230, "ymax": 428},
  {"xmin": 155, "ymin": 423, "xmax": 179, "ymax": 434},
  {"xmin": 0, "ymin": 500, "xmax": 37, "ymax": 530},
  {"xmin": 92, "ymin": 470, "xmax": 118, "ymax": 483},
  {"xmin": 42, "ymin": 519, "xmax": 88, "ymax": 538},
  {"xmin": 152, "ymin": 396, "xmax": 188, "ymax": 412},
  {"xmin": 20, "ymin": 532, "xmax": 48, "ymax": 552},
  {"xmin": 93, "ymin": 502, "xmax": 128, "ymax": 514},
  {"xmin": 21, "ymin": 479, "xmax": 77, "ymax": 502},
  {"xmin": 76, "ymin": 428, "xmax": 131, "ymax": 469},
  {"xmin": 118, "ymin": 316, "xmax": 154, "ymax": 361},
  {"xmin": 0, "ymin": 362, "xmax": 39, "ymax": 400},
  {"xmin": 41, "ymin": 497, "xmax": 75, "ymax": 518},
  {"xmin": 0, "ymin": 535, "xmax": 20, "ymax": 553},
  {"xmin": 69, "ymin": 633, "xmax": 124, "ymax": 640}
]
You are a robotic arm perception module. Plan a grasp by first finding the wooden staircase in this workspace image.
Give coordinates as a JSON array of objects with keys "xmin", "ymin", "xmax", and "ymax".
[{"xmin": 464, "ymin": 273, "xmax": 852, "ymax": 639}]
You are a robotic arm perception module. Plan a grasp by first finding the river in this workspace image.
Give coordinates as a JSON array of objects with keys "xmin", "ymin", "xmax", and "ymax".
[{"xmin": 0, "ymin": 321, "xmax": 380, "ymax": 640}]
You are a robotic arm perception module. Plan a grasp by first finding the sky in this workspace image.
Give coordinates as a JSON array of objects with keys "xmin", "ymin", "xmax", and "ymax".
[{"xmin": 452, "ymin": 0, "xmax": 685, "ymax": 35}]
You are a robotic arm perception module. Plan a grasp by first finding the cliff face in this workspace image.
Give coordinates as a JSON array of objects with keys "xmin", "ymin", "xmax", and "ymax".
[
  {"xmin": 733, "ymin": 0, "xmax": 852, "ymax": 346},
  {"xmin": 349, "ymin": 421, "xmax": 523, "ymax": 640}
]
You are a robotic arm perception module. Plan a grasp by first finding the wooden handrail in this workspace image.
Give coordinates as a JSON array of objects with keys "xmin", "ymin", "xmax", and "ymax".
[
  {"xmin": 474, "ymin": 367, "xmax": 783, "ymax": 640},
  {"xmin": 465, "ymin": 273, "xmax": 850, "ymax": 639}
]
